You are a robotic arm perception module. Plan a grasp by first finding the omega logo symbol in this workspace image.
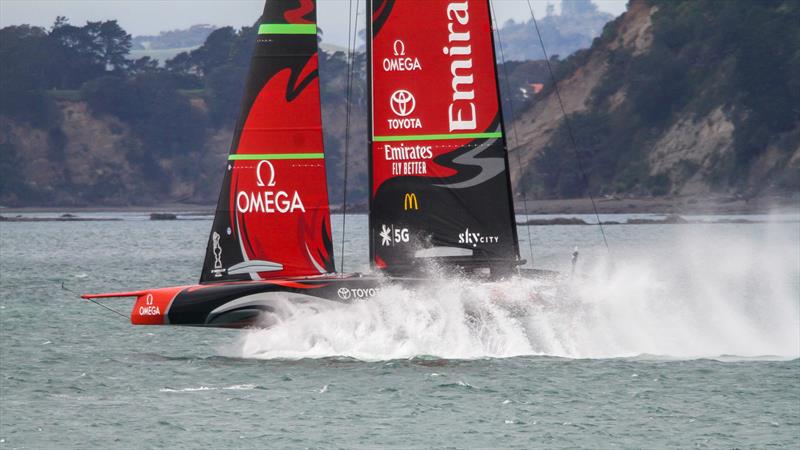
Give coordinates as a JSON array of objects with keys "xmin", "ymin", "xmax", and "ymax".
[
  {"xmin": 145, "ymin": 293, "xmax": 154, "ymax": 305},
  {"xmin": 389, "ymin": 90, "xmax": 416, "ymax": 117},
  {"xmin": 393, "ymin": 40, "xmax": 405, "ymax": 56},
  {"xmin": 255, "ymin": 160, "xmax": 276, "ymax": 187}
]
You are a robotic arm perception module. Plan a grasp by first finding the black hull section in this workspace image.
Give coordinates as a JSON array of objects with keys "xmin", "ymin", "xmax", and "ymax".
[{"xmin": 166, "ymin": 276, "xmax": 391, "ymax": 328}]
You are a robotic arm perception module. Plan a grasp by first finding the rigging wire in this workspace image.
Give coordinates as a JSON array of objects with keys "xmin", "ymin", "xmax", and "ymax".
[
  {"xmin": 526, "ymin": 0, "xmax": 610, "ymax": 252},
  {"xmin": 339, "ymin": 0, "xmax": 359, "ymax": 273},
  {"xmin": 489, "ymin": 0, "xmax": 536, "ymax": 269},
  {"xmin": 61, "ymin": 281, "xmax": 128, "ymax": 321}
]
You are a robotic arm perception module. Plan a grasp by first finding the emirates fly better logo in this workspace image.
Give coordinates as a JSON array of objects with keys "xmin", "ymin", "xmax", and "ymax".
[{"xmin": 390, "ymin": 90, "xmax": 416, "ymax": 117}]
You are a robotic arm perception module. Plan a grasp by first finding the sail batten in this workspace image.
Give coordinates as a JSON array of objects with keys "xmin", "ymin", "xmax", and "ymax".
[
  {"xmin": 373, "ymin": 131, "xmax": 503, "ymax": 141},
  {"xmin": 258, "ymin": 24, "xmax": 317, "ymax": 35},
  {"xmin": 228, "ymin": 153, "xmax": 325, "ymax": 160}
]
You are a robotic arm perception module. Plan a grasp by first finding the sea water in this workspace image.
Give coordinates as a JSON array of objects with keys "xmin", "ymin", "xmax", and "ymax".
[{"xmin": 1, "ymin": 214, "xmax": 798, "ymax": 448}]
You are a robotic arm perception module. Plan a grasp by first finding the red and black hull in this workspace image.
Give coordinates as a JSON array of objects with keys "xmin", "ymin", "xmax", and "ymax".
[
  {"xmin": 85, "ymin": 275, "xmax": 393, "ymax": 329},
  {"xmin": 83, "ymin": 269, "xmax": 558, "ymax": 329}
]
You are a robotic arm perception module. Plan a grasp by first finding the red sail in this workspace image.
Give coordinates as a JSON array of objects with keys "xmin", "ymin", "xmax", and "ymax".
[
  {"xmin": 200, "ymin": 0, "xmax": 335, "ymax": 283},
  {"xmin": 368, "ymin": 0, "xmax": 519, "ymax": 274}
]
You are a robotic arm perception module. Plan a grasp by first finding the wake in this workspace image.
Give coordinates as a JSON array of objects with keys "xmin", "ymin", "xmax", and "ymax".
[{"xmin": 222, "ymin": 224, "xmax": 800, "ymax": 361}]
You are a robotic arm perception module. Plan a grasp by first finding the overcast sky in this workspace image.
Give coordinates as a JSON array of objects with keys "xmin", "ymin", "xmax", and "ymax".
[{"xmin": 1, "ymin": 0, "xmax": 627, "ymax": 46}]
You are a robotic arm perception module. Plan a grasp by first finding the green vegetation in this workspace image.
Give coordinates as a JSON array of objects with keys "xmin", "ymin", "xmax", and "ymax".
[
  {"xmin": 0, "ymin": 16, "xmax": 376, "ymax": 206},
  {"xmin": 528, "ymin": 0, "xmax": 800, "ymax": 198},
  {"xmin": 1, "ymin": 1, "xmax": 797, "ymax": 206}
]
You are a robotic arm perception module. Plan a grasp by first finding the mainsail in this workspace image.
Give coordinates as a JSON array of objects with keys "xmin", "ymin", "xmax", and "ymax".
[
  {"xmin": 368, "ymin": 0, "xmax": 520, "ymax": 274},
  {"xmin": 201, "ymin": 0, "xmax": 335, "ymax": 283}
]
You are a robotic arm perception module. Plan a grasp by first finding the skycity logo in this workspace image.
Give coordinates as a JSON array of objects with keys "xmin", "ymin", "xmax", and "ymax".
[
  {"xmin": 458, "ymin": 227, "xmax": 499, "ymax": 247},
  {"xmin": 236, "ymin": 160, "xmax": 305, "ymax": 214}
]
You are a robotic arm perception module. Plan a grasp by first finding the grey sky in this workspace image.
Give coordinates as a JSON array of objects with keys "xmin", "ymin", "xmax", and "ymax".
[{"xmin": 0, "ymin": 0, "xmax": 627, "ymax": 46}]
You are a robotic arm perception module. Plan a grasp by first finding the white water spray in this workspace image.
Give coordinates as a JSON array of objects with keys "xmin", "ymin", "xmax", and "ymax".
[{"xmin": 224, "ymin": 222, "xmax": 799, "ymax": 360}]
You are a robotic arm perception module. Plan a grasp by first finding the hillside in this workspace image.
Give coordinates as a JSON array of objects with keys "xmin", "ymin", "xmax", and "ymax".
[
  {"xmin": 510, "ymin": 0, "xmax": 800, "ymax": 199},
  {"xmin": 1, "ymin": 1, "xmax": 798, "ymax": 208},
  {"xmin": 0, "ymin": 19, "xmax": 526, "ymax": 208}
]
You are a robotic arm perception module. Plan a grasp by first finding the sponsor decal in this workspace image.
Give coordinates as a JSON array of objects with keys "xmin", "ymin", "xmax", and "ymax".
[
  {"xmin": 211, "ymin": 231, "xmax": 225, "ymax": 278},
  {"xmin": 388, "ymin": 89, "xmax": 422, "ymax": 130},
  {"xmin": 383, "ymin": 143, "xmax": 433, "ymax": 160},
  {"xmin": 403, "ymin": 193, "xmax": 419, "ymax": 210},
  {"xmin": 380, "ymin": 224, "xmax": 410, "ymax": 247},
  {"xmin": 236, "ymin": 160, "xmax": 305, "ymax": 214},
  {"xmin": 458, "ymin": 227, "xmax": 499, "ymax": 248},
  {"xmin": 337, "ymin": 287, "xmax": 382, "ymax": 300},
  {"xmin": 382, "ymin": 39, "xmax": 422, "ymax": 72},
  {"xmin": 389, "ymin": 89, "xmax": 416, "ymax": 117},
  {"xmin": 383, "ymin": 143, "xmax": 432, "ymax": 176},
  {"xmin": 445, "ymin": 1, "xmax": 477, "ymax": 132},
  {"xmin": 138, "ymin": 293, "xmax": 161, "ymax": 316}
]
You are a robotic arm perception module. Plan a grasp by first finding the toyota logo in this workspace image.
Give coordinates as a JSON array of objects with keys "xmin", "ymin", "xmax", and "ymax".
[
  {"xmin": 337, "ymin": 287, "xmax": 352, "ymax": 300},
  {"xmin": 389, "ymin": 90, "xmax": 416, "ymax": 117}
]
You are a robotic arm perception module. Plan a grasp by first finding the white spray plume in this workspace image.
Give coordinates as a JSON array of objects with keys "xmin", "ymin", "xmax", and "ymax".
[{"xmin": 223, "ymin": 222, "xmax": 799, "ymax": 361}]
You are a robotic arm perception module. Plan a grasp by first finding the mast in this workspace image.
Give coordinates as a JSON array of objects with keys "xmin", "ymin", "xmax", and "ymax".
[
  {"xmin": 200, "ymin": 0, "xmax": 335, "ymax": 283},
  {"xmin": 367, "ymin": 0, "xmax": 376, "ymax": 270},
  {"xmin": 367, "ymin": 0, "xmax": 520, "ymax": 275}
]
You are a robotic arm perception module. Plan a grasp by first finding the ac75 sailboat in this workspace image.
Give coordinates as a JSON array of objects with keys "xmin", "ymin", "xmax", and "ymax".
[{"xmin": 83, "ymin": 0, "xmax": 545, "ymax": 328}]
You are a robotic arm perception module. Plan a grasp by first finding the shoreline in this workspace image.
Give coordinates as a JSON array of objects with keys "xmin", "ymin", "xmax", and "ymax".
[
  {"xmin": 1, "ymin": 196, "xmax": 797, "ymax": 216},
  {"xmin": 514, "ymin": 195, "xmax": 799, "ymax": 215}
]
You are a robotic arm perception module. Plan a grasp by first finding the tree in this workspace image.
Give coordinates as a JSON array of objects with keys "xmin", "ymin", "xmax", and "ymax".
[
  {"xmin": 48, "ymin": 18, "xmax": 104, "ymax": 87},
  {"xmin": 92, "ymin": 20, "xmax": 132, "ymax": 72},
  {"xmin": 128, "ymin": 56, "xmax": 159, "ymax": 75},
  {"xmin": 188, "ymin": 27, "xmax": 236, "ymax": 76}
]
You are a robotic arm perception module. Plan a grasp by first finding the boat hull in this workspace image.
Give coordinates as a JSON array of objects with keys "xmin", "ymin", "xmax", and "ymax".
[
  {"xmin": 83, "ymin": 269, "xmax": 559, "ymax": 329},
  {"xmin": 85, "ymin": 275, "xmax": 391, "ymax": 329}
]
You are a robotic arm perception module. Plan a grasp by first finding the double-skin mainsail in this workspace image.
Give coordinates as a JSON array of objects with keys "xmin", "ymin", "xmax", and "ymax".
[
  {"xmin": 367, "ymin": 0, "xmax": 520, "ymax": 276},
  {"xmin": 201, "ymin": 0, "xmax": 336, "ymax": 283}
]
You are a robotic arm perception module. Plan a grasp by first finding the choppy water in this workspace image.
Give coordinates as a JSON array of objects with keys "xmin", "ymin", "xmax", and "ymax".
[{"xmin": 1, "ymin": 213, "xmax": 798, "ymax": 448}]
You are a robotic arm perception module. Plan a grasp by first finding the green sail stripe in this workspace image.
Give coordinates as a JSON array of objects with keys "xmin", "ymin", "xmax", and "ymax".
[
  {"xmin": 372, "ymin": 132, "xmax": 503, "ymax": 142},
  {"xmin": 228, "ymin": 153, "xmax": 324, "ymax": 161},
  {"xmin": 258, "ymin": 24, "xmax": 317, "ymax": 35}
]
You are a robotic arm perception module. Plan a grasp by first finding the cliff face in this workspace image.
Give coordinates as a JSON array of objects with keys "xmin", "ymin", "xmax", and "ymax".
[
  {"xmin": 510, "ymin": 0, "xmax": 800, "ymax": 199},
  {"xmin": 0, "ymin": 99, "xmax": 228, "ymax": 206},
  {"xmin": 509, "ymin": 0, "xmax": 656, "ymax": 185}
]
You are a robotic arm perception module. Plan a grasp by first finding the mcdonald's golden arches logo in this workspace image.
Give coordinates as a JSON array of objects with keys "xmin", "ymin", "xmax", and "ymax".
[{"xmin": 403, "ymin": 193, "xmax": 418, "ymax": 210}]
